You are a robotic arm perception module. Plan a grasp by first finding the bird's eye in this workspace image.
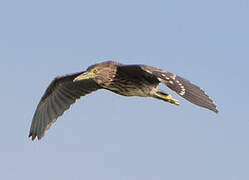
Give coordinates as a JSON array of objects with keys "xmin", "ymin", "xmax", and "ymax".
[{"xmin": 92, "ymin": 69, "xmax": 98, "ymax": 74}]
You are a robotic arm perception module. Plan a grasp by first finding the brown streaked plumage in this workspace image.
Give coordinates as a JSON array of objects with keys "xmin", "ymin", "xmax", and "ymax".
[{"xmin": 29, "ymin": 61, "xmax": 218, "ymax": 140}]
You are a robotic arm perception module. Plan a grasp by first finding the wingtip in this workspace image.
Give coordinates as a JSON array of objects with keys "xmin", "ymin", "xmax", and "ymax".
[
  {"xmin": 210, "ymin": 106, "xmax": 219, "ymax": 114},
  {"xmin": 28, "ymin": 132, "xmax": 39, "ymax": 141}
]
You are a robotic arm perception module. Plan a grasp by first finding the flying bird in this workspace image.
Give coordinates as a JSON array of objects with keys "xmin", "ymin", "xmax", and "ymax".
[{"xmin": 29, "ymin": 61, "xmax": 218, "ymax": 140}]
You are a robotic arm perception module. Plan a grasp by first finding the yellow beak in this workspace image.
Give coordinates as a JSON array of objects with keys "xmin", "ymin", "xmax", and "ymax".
[{"xmin": 73, "ymin": 71, "xmax": 95, "ymax": 82}]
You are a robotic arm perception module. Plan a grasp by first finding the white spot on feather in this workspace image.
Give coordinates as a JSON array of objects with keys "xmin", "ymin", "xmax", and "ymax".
[{"xmin": 176, "ymin": 80, "xmax": 185, "ymax": 96}]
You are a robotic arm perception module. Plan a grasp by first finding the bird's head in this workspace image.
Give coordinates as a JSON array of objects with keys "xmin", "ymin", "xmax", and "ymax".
[
  {"xmin": 73, "ymin": 65, "xmax": 102, "ymax": 82},
  {"xmin": 73, "ymin": 61, "xmax": 118, "ymax": 83}
]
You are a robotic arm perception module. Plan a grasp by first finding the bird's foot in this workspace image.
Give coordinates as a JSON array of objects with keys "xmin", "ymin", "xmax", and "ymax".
[{"xmin": 154, "ymin": 92, "xmax": 180, "ymax": 106}]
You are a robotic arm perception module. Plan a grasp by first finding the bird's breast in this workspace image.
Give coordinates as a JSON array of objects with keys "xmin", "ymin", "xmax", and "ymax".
[{"xmin": 106, "ymin": 81, "xmax": 154, "ymax": 97}]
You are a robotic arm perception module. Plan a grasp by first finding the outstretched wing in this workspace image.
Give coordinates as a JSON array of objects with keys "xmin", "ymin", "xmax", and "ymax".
[
  {"xmin": 139, "ymin": 65, "xmax": 218, "ymax": 113},
  {"xmin": 120, "ymin": 64, "xmax": 218, "ymax": 113},
  {"xmin": 29, "ymin": 72, "xmax": 101, "ymax": 140}
]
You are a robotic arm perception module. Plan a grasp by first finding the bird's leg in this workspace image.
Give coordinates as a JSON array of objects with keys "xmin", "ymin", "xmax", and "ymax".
[{"xmin": 153, "ymin": 90, "xmax": 180, "ymax": 105}]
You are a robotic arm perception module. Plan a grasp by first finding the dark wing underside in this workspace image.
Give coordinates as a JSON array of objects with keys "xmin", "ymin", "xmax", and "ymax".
[
  {"xmin": 117, "ymin": 65, "xmax": 160, "ymax": 84},
  {"xmin": 121, "ymin": 65, "xmax": 218, "ymax": 113},
  {"xmin": 29, "ymin": 72, "xmax": 101, "ymax": 140}
]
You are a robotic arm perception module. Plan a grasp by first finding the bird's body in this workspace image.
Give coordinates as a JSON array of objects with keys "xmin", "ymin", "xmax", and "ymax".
[
  {"xmin": 106, "ymin": 65, "xmax": 159, "ymax": 97},
  {"xmin": 29, "ymin": 61, "xmax": 218, "ymax": 140}
]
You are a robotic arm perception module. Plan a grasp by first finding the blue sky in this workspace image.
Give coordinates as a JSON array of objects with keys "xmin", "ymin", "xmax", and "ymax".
[{"xmin": 1, "ymin": 0, "xmax": 249, "ymax": 179}]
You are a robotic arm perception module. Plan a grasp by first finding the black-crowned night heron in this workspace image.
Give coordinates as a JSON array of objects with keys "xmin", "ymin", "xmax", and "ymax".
[{"xmin": 29, "ymin": 61, "xmax": 218, "ymax": 140}]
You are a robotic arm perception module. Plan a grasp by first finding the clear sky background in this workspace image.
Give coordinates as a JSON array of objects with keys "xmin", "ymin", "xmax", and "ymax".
[{"xmin": 1, "ymin": 0, "xmax": 249, "ymax": 179}]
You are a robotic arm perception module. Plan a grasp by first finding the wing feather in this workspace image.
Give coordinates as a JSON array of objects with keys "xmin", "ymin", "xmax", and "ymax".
[
  {"xmin": 120, "ymin": 65, "xmax": 218, "ymax": 113},
  {"xmin": 139, "ymin": 65, "xmax": 218, "ymax": 113},
  {"xmin": 29, "ymin": 72, "xmax": 101, "ymax": 140}
]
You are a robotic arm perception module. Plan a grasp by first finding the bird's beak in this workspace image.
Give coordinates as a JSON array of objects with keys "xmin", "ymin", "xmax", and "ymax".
[{"xmin": 73, "ymin": 71, "xmax": 94, "ymax": 82}]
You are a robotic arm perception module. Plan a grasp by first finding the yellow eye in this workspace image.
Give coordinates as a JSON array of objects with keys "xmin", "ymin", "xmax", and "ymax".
[{"xmin": 92, "ymin": 69, "xmax": 98, "ymax": 74}]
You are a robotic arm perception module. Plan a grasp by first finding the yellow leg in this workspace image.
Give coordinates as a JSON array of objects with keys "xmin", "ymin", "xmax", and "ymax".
[{"xmin": 154, "ymin": 92, "xmax": 180, "ymax": 105}]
